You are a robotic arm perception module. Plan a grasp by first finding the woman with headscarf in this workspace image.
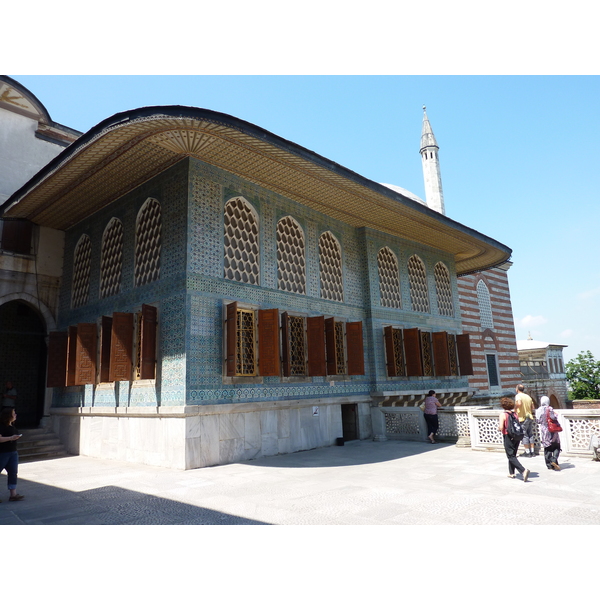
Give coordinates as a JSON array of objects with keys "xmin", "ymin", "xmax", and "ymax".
[{"xmin": 536, "ymin": 396, "xmax": 561, "ymax": 471}]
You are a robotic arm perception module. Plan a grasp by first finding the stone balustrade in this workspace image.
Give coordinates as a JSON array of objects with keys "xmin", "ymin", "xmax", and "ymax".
[{"xmin": 375, "ymin": 405, "xmax": 600, "ymax": 458}]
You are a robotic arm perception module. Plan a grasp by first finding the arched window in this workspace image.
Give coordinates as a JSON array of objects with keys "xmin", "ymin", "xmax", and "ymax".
[
  {"xmin": 224, "ymin": 196, "xmax": 259, "ymax": 285},
  {"xmin": 434, "ymin": 261, "xmax": 454, "ymax": 317},
  {"xmin": 100, "ymin": 218, "xmax": 123, "ymax": 298},
  {"xmin": 477, "ymin": 279, "xmax": 494, "ymax": 328},
  {"xmin": 378, "ymin": 247, "xmax": 401, "ymax": 308},
  {"xmin": 407, "ymin": 255, "xmax": 430, "ymax": 312},
  {"xmin": 319, "ymin": 231, "xmax": 343, "ymax": 302},
  {"xmin": 277, "ymin": 216, "xmax": 305, "ymax": 294},
  {"xmin": 71, "ymin": 234, "xmax": 91, "ymax": 308},
  {"xmin": 135, "ymin": 198, "xmax": 162, "ymax": 287}
]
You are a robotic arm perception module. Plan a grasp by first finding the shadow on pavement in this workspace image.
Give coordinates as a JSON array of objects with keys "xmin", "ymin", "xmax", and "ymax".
[{"xmin": 0, "ymin": 478, "xmax": 268, "ymax": 525}]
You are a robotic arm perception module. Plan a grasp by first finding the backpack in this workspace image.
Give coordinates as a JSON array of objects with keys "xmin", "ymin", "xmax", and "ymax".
[{"xmin": 506, "ymin": 411, "xmax": 524, "ymax": 440}]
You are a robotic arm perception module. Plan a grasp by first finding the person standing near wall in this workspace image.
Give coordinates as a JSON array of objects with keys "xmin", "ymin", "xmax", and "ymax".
[
  {"xmin": 423, "ymin": 390, "xmax": 442, "ymax": 444},
  {"xmin": 515, "ymin": 384, "xmax": 536, "ymax": 457}
]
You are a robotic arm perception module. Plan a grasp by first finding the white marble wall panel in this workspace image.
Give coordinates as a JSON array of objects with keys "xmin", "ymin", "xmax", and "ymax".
[
  {"xmin": 199, "ymin": 414, "xmax": 220, "ymax": 467},
  {"xmin": 260, "ymin": 410, "xmax": 278, "ymax": 434},
  {"xmin": 244, "ymin": 411, "xmax": 261, "ymax": 450},
  {"xmin": 220, "ymin": 412, "xmax": 244, "ymax": 441}
]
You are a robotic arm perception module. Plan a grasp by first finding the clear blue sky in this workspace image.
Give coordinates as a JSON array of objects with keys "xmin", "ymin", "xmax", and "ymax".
[{"xmin": 11, "ymin": 74, "xmax": 600, "ymax": 363}]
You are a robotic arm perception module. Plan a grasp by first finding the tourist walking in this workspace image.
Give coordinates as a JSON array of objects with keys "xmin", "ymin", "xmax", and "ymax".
[
  {"xmin": 423, "ymin": 390, "xmax": 442, "ymax": 444},
  {"xmin": 515, "ymin": 384, "xmax": 536, "ymax": 457},
  {"xmin": 536, "ymin": 396, "xmax": 561, "ymax": 471},
  {"xmin": 498, "ymin": 397, "xmax": 530, "ymax": 482},
  {"xmin": 0, "ymin": 407, "xmax": 24, "ymax": 501}
]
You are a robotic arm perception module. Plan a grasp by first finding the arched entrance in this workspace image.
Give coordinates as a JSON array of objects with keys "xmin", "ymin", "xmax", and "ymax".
[
  {"xmin": 0, "ymin": 300, "xmax": 47, "ymax": 428},
  {"xmin": 550, "ymin": 394, "xmax": 560, "ymax": 409}
]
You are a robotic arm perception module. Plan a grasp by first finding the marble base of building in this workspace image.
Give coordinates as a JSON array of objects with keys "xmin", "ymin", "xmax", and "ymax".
[{"xmin": 49, "ymin": 396, "xmax": 373, "ymax": 470}]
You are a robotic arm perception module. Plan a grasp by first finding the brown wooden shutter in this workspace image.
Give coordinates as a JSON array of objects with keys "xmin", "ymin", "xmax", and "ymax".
[
  {"xmin": 258, "ymin": 308, "xmax": 280, "ymax": 376},
  {"xmin": 324, "ymin": 317, "xmax": 337, "ymax": 375},
  {"xmin": 456, "ymin": 333, "xmax": 474, "ymax": 376},
  {"xmin": 281, "ymin": 312, "xmax": 291, "ymax": 377},
  {"xmin": 346, "ymin": 321, "xmax": 364, "ymax": 375},
  {"xmin": 140, "ymin": 304, "xmax": 157, "ymax": 379},
  {"xmin": 432, "ymin": 331, "xmax": 450, "ymax": 376},
  {"xmin": 109, "ymin": 312, "xmax": 133, "ymax": 381},
  {"xmin": 75, "ymin": 323, "xmax": 97, "ymax": 385},
  {"xmin": 46, "ymin": 331, "xmax": 68, "ymax": 387},
  {"xmin": 99, "ymin": 316, "xmax": 113, "ymax": 383},
  {"xmin": 384, "ymin": 326, "xmax": 397, "ymax": 377},
  {"xmin": 226, "ymin": 302, "xmax": 238, "ymax": 376},
  {"xmin": 403, "ymin": 328, "xmax": 423, "ymax": 377},
  {"xmin": 66, "ymin": 326, "xmax": 78, "ymax": 386},
  {"xmin": 307, "ymin": 316, "xmax": 326, "ymax": 376}
]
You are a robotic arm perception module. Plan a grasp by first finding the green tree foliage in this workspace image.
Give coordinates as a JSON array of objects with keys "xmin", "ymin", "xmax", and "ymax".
[{"xmin": 565, "ymin": 351, "xmax": 600, "ymax": 399}]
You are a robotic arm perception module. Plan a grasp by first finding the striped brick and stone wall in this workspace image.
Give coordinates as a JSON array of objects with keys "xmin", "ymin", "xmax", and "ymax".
[{"xmin": 457, "ymin": 264, "xmax": 521, "ymax": 403}]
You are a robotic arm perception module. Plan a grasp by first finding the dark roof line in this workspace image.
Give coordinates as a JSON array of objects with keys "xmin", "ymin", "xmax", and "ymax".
[{"xmin": 0, "ymin": 104, "xmax": 512, "ymax": 259}]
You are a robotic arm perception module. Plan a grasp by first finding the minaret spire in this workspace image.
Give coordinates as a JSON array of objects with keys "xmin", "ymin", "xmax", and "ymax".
[{"xmin": 420, "ymin": 106, "xmax": 445, "ymax": 215}]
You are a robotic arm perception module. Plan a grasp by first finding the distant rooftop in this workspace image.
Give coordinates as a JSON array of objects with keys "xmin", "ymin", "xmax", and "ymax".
[
  {"xmin": 380, "ymin": 183, "xmax": 426, "ymax": 205},
  {"xmin": 517, "ymin": 339, "xmax": 568, "ymax": 351}
]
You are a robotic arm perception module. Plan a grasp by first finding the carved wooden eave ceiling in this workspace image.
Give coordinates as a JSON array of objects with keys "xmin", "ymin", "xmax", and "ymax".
[{"xmin": 2, "ymin": 106, "xmax": 511, "ymax": 275}]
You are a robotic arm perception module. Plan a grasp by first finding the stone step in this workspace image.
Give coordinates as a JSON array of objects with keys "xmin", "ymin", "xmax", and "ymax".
[{"xmin": 17, "ymin": 428, "xmax": 69, "ymax": 463}]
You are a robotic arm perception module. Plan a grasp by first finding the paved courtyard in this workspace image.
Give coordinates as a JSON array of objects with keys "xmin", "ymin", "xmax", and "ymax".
[{"xmin": 2, "ymin": 439, "xmax": 600, "ymax": 525}]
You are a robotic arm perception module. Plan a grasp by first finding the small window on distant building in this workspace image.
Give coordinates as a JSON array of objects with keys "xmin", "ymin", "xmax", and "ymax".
[
  {"xmin": 477, "ymin": 280, "xmax": 494, "ymax": 329},
  {"xmin": 486, "ymin": 353, "xmax": 499, "ymax": 387}
]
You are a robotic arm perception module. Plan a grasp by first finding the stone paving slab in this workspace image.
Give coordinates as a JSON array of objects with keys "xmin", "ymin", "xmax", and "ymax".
[{"xmin": 2, "ymin": 440, "xmax": 600, "ymax": 525}]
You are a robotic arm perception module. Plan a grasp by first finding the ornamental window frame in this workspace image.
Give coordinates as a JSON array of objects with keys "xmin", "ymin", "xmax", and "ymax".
[
  {"xmin": 100, "ymin": 217, "xmax": 124, "ymax": 299},
  {"xmin": 277, "ymin": 215, "xmax": 306, "ymax": 295},
  {"xmin": 407, "ymin": 254, "xmax": 430, "ymax": 313},
  {"xmin": 71, "ymin": 234, "xmax": 92, "ymax": 308},
  {"xmin": 434, "ymin": 261, "xmax": 454, "ymax": 317},
  {"xmin": 477, "ymin": 279, "xmax": 494, "ymax": 329},
  {"xmin": 134, "ymin": 198, "xmax": 162, "ymax": 288},
  {"xmin": 318, "ymin": 231, "xmax": 344, "ymax": 302},
  {"xmin": 377, "ymin": 246, "xmax": 402, "ymax": 309},
  {"xmin": 224, "ymin": 196, "xmax": 260, "ymax": 286}
]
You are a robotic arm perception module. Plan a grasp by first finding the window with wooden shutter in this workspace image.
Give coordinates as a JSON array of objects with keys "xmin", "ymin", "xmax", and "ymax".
[
  {"xmin": 66, "ymin": 326, "xmax": 78, "ymax": 386},
  {"xmin": 109, "ymin": 312, "xmax": 134, "ymax": 382},
  {"xmin": 448, "ymin": 334, "xmax": 459, "ymax": 376},
  {"xmin": 325, "ymin": 317, "xmax": 338, "ymax": 375},
  {"xmin": 226, "ymin": 302, "xmax": 238, "ymax": 376},
  {"xmin": 456, "ymin": 333, "xmax": 474, "ymax": 376},
  {"xmin": 282, "ymin": 312, "xmax": 307, "ymax": 377},
  {"xmin": 420, "ymin": 331, "xmax": 434, "ymax": 377},
  {"xmin": 346, "ymin": 321, "xmax": 364, "ymax": 375},
  {"xmin": 403, "ymin": 328, "xmax": 423, "ymax": 377},
  {"xmin": 307, "ymin": 316, "xmax": 326, "ymax": 376},
  {"xmin": 99, "ymin": 316, "xmax": 113, "ymax": 383},
  {"xmin": 432, "ymin": 331, "xmax": 450, "ymax": 376},
  {"xmin": 384, "ymin": 326, "xmax": 405, "ymax": 377},
  {"xmin": 75, "ymin": 323, "xmax": 97, "ymax": 385},
  {"xmin": 139, "ymin": 304, "xmax": 157, "ymax": 380},
  {"xmin": 46, "ymin": 331, "xmax": 68, "ymax": 387},
  {"xmin": 258, "ymin": 308, "xmax": 280, "ymax": 376}
]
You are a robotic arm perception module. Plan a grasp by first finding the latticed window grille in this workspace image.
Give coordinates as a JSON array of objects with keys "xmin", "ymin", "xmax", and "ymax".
[
  {"xmin": 319, "ymin": 231, "xmax": 343, "ymax": 302},
  {"xmin": 421, "ymin": 330, "xmax": 434, "ymax": 376},
  {"xmin": 391, "ymin": 328, "xmax": 405, "ymax": 375},
  {"xmin": 434, "ymin": 262, "xmax": 454, "ymax": 317},
  {"xmin": 477, "ymin": 280, "xmax": 494, "ymax": 328},
  {"xmin": 288, "ymin": 315, "xmax": 307, "ymax": 375},
  {"xmin": 71, "ymin": 234, "xmax": 91, "ymax": 308},
  {"xmin": 334, "ymin": 321, "xmax": 346, "ymax": 375},
  {"xmin": 408, "ymin": 255, "xmax": 430, "ymax": 312},
  {"xmin": 224, "ymin": 197, "xmax": 259, "ymax": 285},
  {"xmin": 100, "ymin": 218, "xmax": 123, "ymax": 299},
  {"xmin": 135, "ymin": 198, "xmax": 162, "ymax": 287},
  {"xmin": 277, "ymin": 216, "xmax": 306, "ymax": 294},
  {"xmin": 378, "ymin": 247, "xmax": 402, "ymax": 308},
  {"xmin": 236, "ymin": 308, "xmax": 257, "ymax": 375},
  {"xmin": 448, "ymin": 334, "xmax": 459, "ymax": 375}
]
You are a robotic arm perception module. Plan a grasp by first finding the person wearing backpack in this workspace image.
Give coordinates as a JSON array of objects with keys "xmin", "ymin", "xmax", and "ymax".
[
  {"xmin": 498, "ymin": 397, "xmax": 530, "ymax": 482},
  {"xmin": 535, "ymin": 396, "xmax": 561, "ymax": 471}
]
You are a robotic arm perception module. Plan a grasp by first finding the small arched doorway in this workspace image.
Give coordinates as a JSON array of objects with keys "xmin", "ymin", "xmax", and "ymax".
[
  {"xmin": 550, "ymin": 394, "xmax": 560, "ymax": 409},
  {"xmin": 0, "ymin": 300, "xmax": 47, "ymax": 428}
]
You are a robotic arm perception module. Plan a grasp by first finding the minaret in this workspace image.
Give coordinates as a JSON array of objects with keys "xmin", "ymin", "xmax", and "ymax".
[{"xmin": 420, "ymin": 106, "xmax": 445, "ymax": 215}]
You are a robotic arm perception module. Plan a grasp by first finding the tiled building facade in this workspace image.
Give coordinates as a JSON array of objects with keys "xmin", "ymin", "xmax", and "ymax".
[{"xmin": 1, "ymin": 81, "xmax": 520, "ymax": 469}]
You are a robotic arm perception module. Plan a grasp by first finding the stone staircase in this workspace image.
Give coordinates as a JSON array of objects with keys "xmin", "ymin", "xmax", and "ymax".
[{"xmin": 18, "ymin": 428, "xmax": 69, "ymax": 463}]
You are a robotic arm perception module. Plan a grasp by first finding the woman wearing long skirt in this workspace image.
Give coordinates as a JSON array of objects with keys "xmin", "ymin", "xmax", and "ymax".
[{"xmin": 536, "ymin": 396, "xmax": 561, "ymax": 471}]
